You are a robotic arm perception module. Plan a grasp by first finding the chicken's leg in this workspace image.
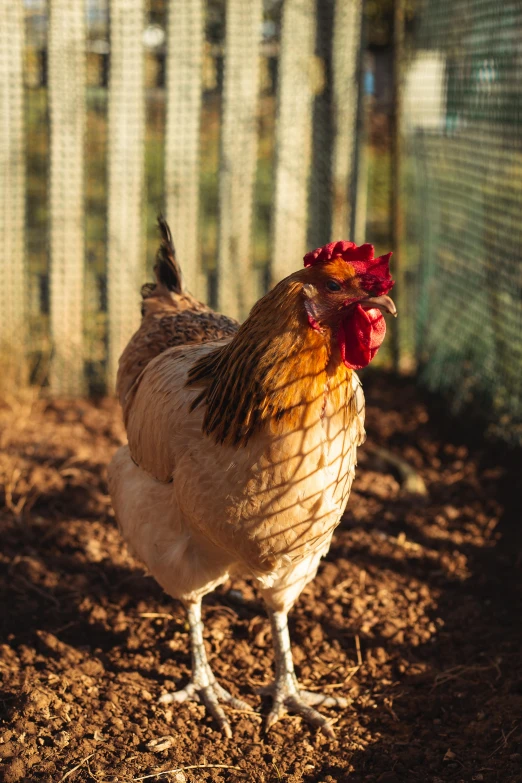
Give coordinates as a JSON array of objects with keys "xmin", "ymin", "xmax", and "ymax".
[
  {"xmin": 260, "ymin": 608, "xmax": 348, "ymax": 738},
  {"xmin": 159, "ymin": 600, "xmax": 251, "ymax": 737}
]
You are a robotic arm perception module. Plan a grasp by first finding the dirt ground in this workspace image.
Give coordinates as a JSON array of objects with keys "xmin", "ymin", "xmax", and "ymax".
[{"xmin": 0, "ymin": 374, "xmax": 521, "ymax": 783}]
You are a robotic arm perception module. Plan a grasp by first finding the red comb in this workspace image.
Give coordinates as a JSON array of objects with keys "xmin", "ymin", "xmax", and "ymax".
[{"xmin": 304, "ymin": 241, "xmax": 394, "ymax": 296}]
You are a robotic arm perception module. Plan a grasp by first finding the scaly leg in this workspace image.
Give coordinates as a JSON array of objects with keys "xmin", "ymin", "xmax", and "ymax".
[
  {"xmin": 159, "ymin": 600, "xmax": 251, "ymax": 737},
  {"xmin": 260, "ymin": 608, "xmax": 348, "ymax": 738}
]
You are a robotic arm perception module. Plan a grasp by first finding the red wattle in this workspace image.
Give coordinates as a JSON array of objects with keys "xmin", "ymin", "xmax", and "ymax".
[{"xmin": 337, "ymin": 305, "xmax": 386, "ymax": 370}]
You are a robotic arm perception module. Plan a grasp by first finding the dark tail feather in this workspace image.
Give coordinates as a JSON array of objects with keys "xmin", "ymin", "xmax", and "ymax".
[{"xmin": 154, "ymin": 215, "xmax": 184, "ymax": 294}]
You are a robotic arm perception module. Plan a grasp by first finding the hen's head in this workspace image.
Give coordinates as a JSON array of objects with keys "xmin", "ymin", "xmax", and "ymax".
[{"xmin": 301, "ymin": 241, "xmax": 396, "ymax": 370}]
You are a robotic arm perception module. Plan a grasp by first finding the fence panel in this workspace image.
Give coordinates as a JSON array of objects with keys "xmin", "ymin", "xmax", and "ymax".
[
  {"xmin": 331, "ymin": 0, "xmax": 362, "ymax": 240},
  {"xmin": 48, "ymin": 0, "xmax": 86, "ymax": 395},
  {"xmin": 165, "ymin": 0, "xmax": 204, "ymax": 298},
  {"xmin": 216, "ymin": 0, "xmax": 263, "ymax": 321},
  {"xmin": 107, "ymin": 0, "xmax": 145, "ymax": 388},
  {"xmin": 271, "ymin": 0, "xmax": 316, "ymax": 285},
  {"xmin": 0, "ymin": 0, "xmax": 25, "ymax": 380}
]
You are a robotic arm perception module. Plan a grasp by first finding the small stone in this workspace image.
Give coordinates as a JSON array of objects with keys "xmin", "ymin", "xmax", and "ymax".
[
  {"xmin": 146, "ymin": 735, "xmax": 175, "ymax": 752},
  {"xmin": 54, "ymin": 730, "xmax": 71, "ymax": 749}
]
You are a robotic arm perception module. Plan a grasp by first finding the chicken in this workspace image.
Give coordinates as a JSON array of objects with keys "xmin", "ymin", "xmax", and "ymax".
[{"xmin": 108, "ymin": 220, "xmax": 396, "ymax": 738}]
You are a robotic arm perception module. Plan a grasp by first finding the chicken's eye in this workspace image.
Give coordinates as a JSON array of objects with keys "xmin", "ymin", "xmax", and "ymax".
[{"xmin": 326, "ymin": 280, "xmax": 342, "ymax": 292}]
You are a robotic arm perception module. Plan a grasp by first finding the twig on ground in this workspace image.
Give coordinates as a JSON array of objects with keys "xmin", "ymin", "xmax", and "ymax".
[
  {"xmin": 343, "ymin": 665, "xmax": 361, "ymax": 685},
  {"xmin": 85, "ymin": 757, "xmax": 104, "ymax": 783},
  {"xmin": 487, "ymin": 725, "xmax": 519, "ymax": 758},
  {"xmin": 133, "ymin": 764, "xmax": 243, "ymax": 781},
  {"xmin": 355, "ymin": 634, "xmax": 363, "ymax": 667},
  {"xmin": 433, "ymin": 663, "xmax": 498, "ymax": 689},
  {"xmin": 58, "ymin": 753, "xmax": 95, "ymax": 783}
]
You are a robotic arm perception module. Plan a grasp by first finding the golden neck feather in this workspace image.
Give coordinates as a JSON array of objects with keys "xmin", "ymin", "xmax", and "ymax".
[{"xmin": 188, "ymin": 276, "xmax": 352, "ymax": 446}]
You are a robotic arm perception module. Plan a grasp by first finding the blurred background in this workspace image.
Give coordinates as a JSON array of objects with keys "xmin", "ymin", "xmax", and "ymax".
[{"xmin": 1, "ymin": 0, "xmax": 521, "ymax": 446}]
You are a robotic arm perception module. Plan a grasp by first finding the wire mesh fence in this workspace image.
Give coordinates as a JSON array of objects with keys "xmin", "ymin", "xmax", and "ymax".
[
  {"xmin": 0, "ymin": 0, "xmax": 363, "ymax": 395},
  {"xmin": 403, "ymin": 0, "xmax": 522, "ymax": 446}
]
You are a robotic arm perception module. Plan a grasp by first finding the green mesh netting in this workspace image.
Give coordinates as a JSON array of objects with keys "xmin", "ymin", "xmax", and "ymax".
[{"xmin": 404, "ymin": 0, "xmax": 522, "ymax": 445}]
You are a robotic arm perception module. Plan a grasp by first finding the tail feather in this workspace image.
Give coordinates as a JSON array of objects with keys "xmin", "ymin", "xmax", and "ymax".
[{"xmin": 154, "ymin": 216, "xmax": 184, "ymax": 295}]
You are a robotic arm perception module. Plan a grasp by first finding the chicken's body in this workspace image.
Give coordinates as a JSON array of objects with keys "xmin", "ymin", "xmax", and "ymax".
[
  {"xmin": 112, "ymin": 340, "xmax": 364, "ymax": 601},
  {"xmin": 108, "ymin": 222, "xmax": 395, "ymax": 737}
]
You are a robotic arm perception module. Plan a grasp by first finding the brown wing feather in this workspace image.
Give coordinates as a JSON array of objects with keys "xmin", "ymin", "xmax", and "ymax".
[{"xmin": 117, "ymin": 308, "xmax": 238, "ymax": 407}]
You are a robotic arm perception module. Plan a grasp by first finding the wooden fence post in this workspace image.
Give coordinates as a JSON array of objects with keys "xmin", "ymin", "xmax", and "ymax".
[
  {"xmin": 0, "ymin": 0, "xmax": 25, "ymax": 382},
  {"xmin": 391, "ymin": 0, "xmax": 406, "ymax": 371},
  {"xmin": 216, "ymin": 0, "xmax": 263, "ymax": 321},
  {"xmin": 271, "ymin": 0, "xmax": 316, "ymax": 284},
  {"xmin": 165, "ymin": 0, "xmax": 204, "ymax": 298},
  {"xmin": 331, "ymin": 0, "xmax": 363, "ymax": 240},
  {"xmin": 107, "ymin": 0, "xmax": 145, "ymax": 389},
  {"xmin": 48, "ymin": 0, "xmax": 86, "ymax": 395}
]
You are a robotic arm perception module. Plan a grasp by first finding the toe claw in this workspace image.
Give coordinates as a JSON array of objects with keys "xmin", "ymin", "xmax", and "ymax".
[
  {"xmin": 199, "ymin": 686, "xmax": 233, "ymax": 737},
  {"xmin": 320, "ymin": 721, "xmax": 336, "ymax": 740},
  {"xmin": 222, "ymin": 722, "xmax": 233, "ymax": 739},
  {"xmin": 266, "ymin": 704, "xmax": 284, "ymax": 732}
]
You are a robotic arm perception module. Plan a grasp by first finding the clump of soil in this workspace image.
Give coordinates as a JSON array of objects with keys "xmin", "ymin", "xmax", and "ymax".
[{"xmin": 0, "ymin": 375, "xmax": 521, "ymax": 782}]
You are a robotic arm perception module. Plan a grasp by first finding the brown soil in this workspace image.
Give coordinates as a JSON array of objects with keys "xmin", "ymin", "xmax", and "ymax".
[{"xmin": 0, "ymin": 374, "xmax": 521, "ymax": 783}]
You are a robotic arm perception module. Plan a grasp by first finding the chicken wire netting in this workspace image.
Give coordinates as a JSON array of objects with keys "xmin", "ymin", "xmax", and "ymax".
[
  {"xmin": 0, "ymin": 0, "xmax": 363, "ymax": 394},
  {"xmin": 403, "ymin": 0, "xmax": 522, "ymax": 446}
]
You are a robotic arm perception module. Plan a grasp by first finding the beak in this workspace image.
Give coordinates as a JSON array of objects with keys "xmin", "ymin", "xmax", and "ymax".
[{"xmin": 360, "ymin": 294, "xmax": 397, "ymax": 317}]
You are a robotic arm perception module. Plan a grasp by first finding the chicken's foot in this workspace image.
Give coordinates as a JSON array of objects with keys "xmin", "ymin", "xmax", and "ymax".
[
  {"xmin": 159, "ymin": 600, "xmax": 251, "ymax": 737},
  {"xmin": 260, "ymin": 608, "xmax": 348, "ymax": 739}
]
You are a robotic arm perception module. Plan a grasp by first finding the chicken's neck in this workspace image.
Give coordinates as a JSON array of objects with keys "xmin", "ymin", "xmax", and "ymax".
[{"xmin": 188, "ymin": 277, "xmax": 354, "ymax": 446}]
